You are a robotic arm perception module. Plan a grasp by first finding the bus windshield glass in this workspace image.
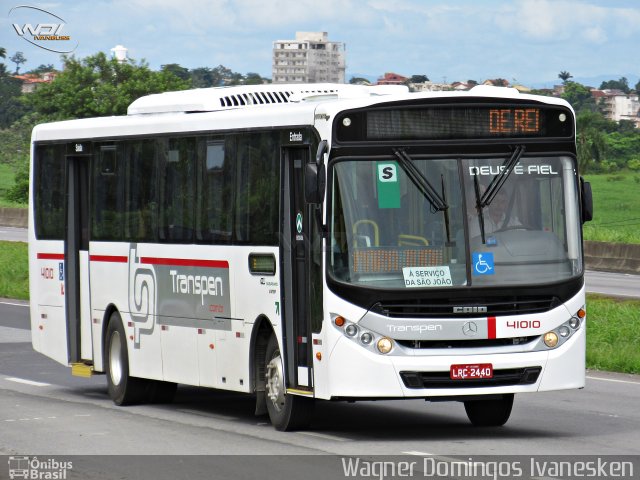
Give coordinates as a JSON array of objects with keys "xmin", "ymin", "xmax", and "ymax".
[{"xmin": 329, "ymin": 155, "xmax": 582, "ymax": 289}]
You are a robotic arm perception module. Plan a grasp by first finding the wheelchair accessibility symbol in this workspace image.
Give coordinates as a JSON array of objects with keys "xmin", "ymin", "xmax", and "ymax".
[{"xmin": 473, "ymin": 252, "xmax": 495, "ymax": 275}]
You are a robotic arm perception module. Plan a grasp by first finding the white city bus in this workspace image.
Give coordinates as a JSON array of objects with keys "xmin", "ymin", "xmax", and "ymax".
[{"xmin": 29, "ymin": 83, "xmax": 593, "ymax": 430}]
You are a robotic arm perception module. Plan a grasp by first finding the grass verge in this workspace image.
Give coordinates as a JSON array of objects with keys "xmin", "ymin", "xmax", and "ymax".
[
  {"xmin": 0, "ymin": 240, "xmax": 29, "ymax": 300},
  {"xmin": 583, "ymin": 173, "xmax": 640, "ymax": 244},
  {"xmin": 586, "ymin": 293, "xmax": 640, "ymax": 374}
]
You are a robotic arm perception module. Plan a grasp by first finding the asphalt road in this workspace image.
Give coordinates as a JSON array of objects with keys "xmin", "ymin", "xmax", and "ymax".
[
  {"xmin": 1, "ymin": 300, "xmax": 639, "ymax": 475},
  {"xmin": 0, "ymin": 226, "xmax": 27, "ymax": 242}
]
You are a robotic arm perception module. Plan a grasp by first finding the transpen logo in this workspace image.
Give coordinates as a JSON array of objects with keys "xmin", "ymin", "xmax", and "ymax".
[{"xmin": 9, "ymin": 5, "xmax": 79, "ymax": 53}]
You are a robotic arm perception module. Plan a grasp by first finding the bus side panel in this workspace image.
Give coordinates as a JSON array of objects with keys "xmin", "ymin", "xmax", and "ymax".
[{"xmin": 29, "ymin": 240, "xmax": 69, "ymax": 366}]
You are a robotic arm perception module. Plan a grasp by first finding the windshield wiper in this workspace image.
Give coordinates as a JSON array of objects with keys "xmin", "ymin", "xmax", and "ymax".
[
  {"xmin": 393, "ymin": 149, "xmax": 447, "ymax": 211},
  {"xmin": 393, "ymin": 148, "xmax": 452, "ymax": 245},
  {"xmin": 474, "ymin": 145, "xmax": 526, "ymax": 244},
  {"xmin": 478, "ymin": 145, "xmax": 526, "ymax": 208}
]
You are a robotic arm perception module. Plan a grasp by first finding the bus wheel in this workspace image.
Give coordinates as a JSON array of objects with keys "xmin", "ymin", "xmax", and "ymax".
[
  {"xmin": 464, "ymin": 394, "xmax": 514, "ymax": 427},
  {"xmin": 105, "ymin": 311, "xmax": 148, "ymax": 406},
  {"xmin": 264, "ymin": 335, "xmax": 314, "ymax": 431}
]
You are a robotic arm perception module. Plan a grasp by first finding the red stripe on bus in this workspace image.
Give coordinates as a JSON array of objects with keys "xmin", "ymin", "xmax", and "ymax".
[
  {"xmin": 90, "ymin": 255, "xmax": 128, "ymax": 263},
  {"xmin": 140, "ymin": 257, "xmax": 229, "ymax": 269},
  {"xmin": 488, "ymin": 317, "xmax": 497, "ymax": 339},
  {"xmin": 37, "ymin": 253, "xmax": 65, "ymax": 260}
]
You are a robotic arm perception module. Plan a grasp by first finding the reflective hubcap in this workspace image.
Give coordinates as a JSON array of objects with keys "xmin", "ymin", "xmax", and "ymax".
[
  {"xmin": 266, "ymin": 353, "xmax": 285, "ymax": 412},
  {"xmin": 109, "ymin": 331, "xmax": 123, "ymax": 386}
]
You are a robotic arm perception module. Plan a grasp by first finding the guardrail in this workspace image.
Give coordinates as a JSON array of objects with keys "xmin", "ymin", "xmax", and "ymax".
[
  {"xmin": 584, "ymin": 241, "xmax": 640, "ymax": 274},
  {"xmin": 0, "ymin": 208, "xmax": 27, "ymax": 228}
]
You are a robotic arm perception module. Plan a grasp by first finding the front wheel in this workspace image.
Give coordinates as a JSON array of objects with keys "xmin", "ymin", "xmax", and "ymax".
[
  {"xmin": 105, "ymin": 311, "xmax": 148, "ymax": 405},
  {"xmin": 464, "ymin": 394, "xmax": 514, "ymax": 427},
  {"xmin": 264, "ymin": 335, "xmax": 314, "ymax": 431}
]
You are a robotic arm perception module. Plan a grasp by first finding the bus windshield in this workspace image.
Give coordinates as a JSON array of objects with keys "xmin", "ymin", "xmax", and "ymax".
[{"xmin": 329, "ymin": 155, "xmax": 582, "ymax": 290}]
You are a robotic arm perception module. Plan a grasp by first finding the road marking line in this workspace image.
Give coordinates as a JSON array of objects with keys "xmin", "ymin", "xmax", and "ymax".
[
  {"xmin": 587, "ymin": 375, "xmax": 640, "ymax": 386},
  {"xmin": 0, "ymin": 301, "xmax": 29, "ymax": 307},
  {"xmin": 5, "ymin": 377, "xmax": 51, "ymax": 387},
  {"xmin": 403, "ymin": 451, "xmax": 434, "ymax": 456},
  {"xmin": 297, "ymin": 431, "xmax": 347, "ymax": 442}
]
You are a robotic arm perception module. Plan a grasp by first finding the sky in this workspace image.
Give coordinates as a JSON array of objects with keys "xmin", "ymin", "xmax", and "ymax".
[{"xmin": 2, "ymin": 0, "xmax": 639, "ymax": 88}]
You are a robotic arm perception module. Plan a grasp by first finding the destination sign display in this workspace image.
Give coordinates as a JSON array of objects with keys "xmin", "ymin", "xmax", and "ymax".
[{"xmin": 336, "ymin": 105, "xmax": 573, "ymax": 142}]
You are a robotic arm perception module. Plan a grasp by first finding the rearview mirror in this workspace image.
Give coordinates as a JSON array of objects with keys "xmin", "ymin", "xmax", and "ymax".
[{"xmin": 580, "ymin": 177, "xmax": 593, "ymax": 223}]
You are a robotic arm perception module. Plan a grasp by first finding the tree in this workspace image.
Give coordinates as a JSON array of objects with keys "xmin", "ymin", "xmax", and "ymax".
[
  {"xmin": 242, "ymin": 72, "xmax": 264, "ymax": 85},
  {"xmin": 635, "ymin": 79, "xmax": 640, "ymax": 94},
  {"xmin": 561, "ymin": 81, "xmax": 595, "ymax": 113},
  {"xmin": 161, "ymin": 63, "xmax": 191, "ymax": 82},
  {"xmin": 25, "ymin": 52, "xmax": 190, "ymax": 121},
  {"xmin": 599, "ymin": 77, "xmax": 630, "ymax": 94},
  {"xmin": 0, "ymin": 47, "xmax": 6, "ymax": 59},
  {"xmin": 576, "ymin": 111, "xmax": 606, "ymax": 172},
  {"xmin": 10, "ymin": 52, "xmax": 27, "ymax": 74},
  {"xmin": 408, "ymin": 74, "xmax": 429, "ymax": 83},
  {"xmin": 349, "ymin": 77, "xmax": 371, "ymax": 85},
  {"xmin": 467, "ymin": 79, "xmax": 478, "ymax": 87},
  {"xmin": 0, "ymin": 75, "xmax": 26, "ymax": 128},
  {"xmin": 26, "ymin": 64, "xmax": 56, "ymax": 75},
  {"xmin": 558, "ymin": 71, "xmax": 573, "ymax": 83}
]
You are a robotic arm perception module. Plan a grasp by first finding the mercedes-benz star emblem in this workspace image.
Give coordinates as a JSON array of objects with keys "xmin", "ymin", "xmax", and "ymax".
[{"xmin": 462, "ymin": 321, "xmax": 478, "ymax": 337}]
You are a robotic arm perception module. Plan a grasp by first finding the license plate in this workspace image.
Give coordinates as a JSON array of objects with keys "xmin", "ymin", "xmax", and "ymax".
[{"xmin": 450, "ymin": 363, "xmax": 493, "ymax": 380}]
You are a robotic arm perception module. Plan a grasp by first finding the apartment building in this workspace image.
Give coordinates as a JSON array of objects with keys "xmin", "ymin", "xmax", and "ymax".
[{"xmin": 272, "ymin": 32, "xmax": 345, "ymax": 84}]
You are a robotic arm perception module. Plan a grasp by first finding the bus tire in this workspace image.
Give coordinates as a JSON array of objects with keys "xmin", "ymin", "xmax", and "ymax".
[
  {"xmin": 264, "ymin": 335, "xmax": 314, "ymax": 431},
  {"xmin": 464, "ymin": 394, "xmax": 514, "ymax": 427},
  {"xmin": 105, "ymin": 311, "xmax": 148, "ymax": 406}
]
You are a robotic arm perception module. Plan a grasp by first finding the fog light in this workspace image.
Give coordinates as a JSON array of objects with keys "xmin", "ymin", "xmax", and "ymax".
[
  {"xmin": 559, "ymin": 326, "xmax": 570, "ymax": 338},
  {"xmin": 345, "ymin": 324, "xmax": 358, "ymax": 337},
  {"xmin": 569, "ymin": 317, "xmax": 580, "ymax": 329},
  {"xmin": 377, "ymin": 337, "xmax": 393, "ymax": 354},
  {"xmin": 544, "ymin": 332, "xmax": 559, "ymax": 348},
  {"xmin": 361, "ymin": 332, "xmax": 373, "ymax": 345}
]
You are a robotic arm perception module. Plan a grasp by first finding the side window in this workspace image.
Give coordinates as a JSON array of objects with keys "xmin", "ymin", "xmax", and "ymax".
[
  {"xmin": 34, "ymin": 144, "xmax": 65, "ymax": 240},
  {"xmin": 196, "ymin": 138, "xmax": 234, "ymax": 244},
  {"xmin": 92, "ymin": 145, "xmax": 125, "ymax": 241},
  {"xmin": 126, "ymin": 140, "xmax": 157, "ymax": 242},
  {"xmin": 235, "ymin": 132, "xmax": 280, "ymax": 245},
  {"xmin": 159, "ymin": 137, "xmax": 195, "ymax": 242}
]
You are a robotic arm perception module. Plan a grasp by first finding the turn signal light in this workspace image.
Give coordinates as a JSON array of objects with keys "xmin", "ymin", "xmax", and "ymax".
[
  {"xmin": 334, "ymin": 316, "xmax": 346, "ymax": 327},
  {"xmin": 577, "ymin": 308, "xmax": 586, "ymax": 319}
]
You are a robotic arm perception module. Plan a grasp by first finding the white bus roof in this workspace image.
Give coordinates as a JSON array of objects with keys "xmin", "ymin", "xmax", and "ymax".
[{"xmin": 32, "ymin": 84, "xmax": 572, "ymax": 143}]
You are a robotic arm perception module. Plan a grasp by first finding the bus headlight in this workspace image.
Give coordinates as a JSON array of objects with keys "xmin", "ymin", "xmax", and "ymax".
[
  {"xmin": 360, "ymin": 332, "xmax": 373, "ymax": 345},
  {"xmin": 376, "ymin": 337, "xmax": 393, "ymax": 354},
  {"xmin": 345, "ymin": 324, "xmax": 358, "ymax": 337},
  {"xmin": 544, "ymin": 332, "xmax": 559, "ymax": 348},
  {"xmin": 558, "ymin": 326, "xmax": 570, "ymax": 338},
  {"xmin": 569, "ymin": 316, "xmax": 580, "ymax": 329}
]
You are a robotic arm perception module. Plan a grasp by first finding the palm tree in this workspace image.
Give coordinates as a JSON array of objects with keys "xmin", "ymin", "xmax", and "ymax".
[
  {"xmin": 558, "ymin": 71, "xmax": 573, "ymax": 83},
  {"xmin": 0, "ymin": 47, "xmax": 6, "ymax": 59}
]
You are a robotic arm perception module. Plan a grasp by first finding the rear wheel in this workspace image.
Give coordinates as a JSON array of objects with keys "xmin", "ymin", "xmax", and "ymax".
[
  {"xmin": 464, "ymin": 394, "xmax": 514, "ymax": 427},
  {"xmin": 105, "ymin": 311, "xmax": 148, "ymax": 405},
  {"xmin": 264, "ymin": 335, "xmax": 314, "ymax": 431}
]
